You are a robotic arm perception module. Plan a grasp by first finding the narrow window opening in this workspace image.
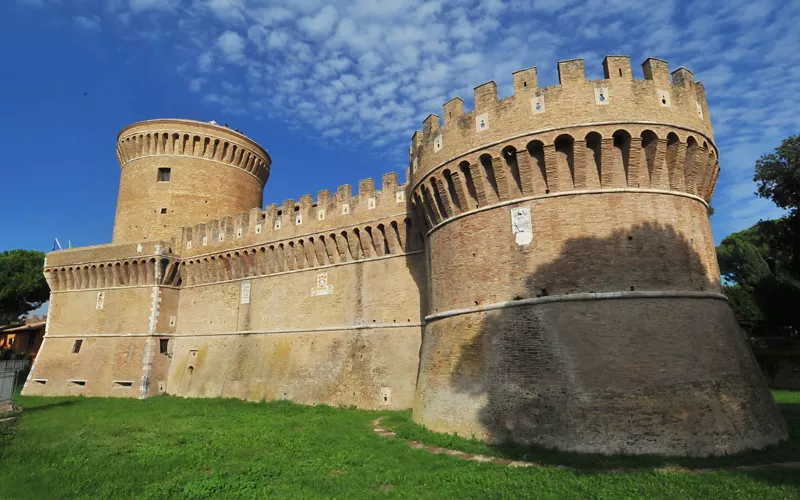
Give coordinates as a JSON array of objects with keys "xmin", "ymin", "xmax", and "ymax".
[
  {"xmin": 70, "ymin": 380, "xmax": 86, "ymax": 386},
  {"xmin": 157, "ymin": 167, "xmax": 171, "ymax": 182},
  {"xmin": 114, "ymin": 381, "xmax": 133, "ymax": 388},
  {"xmin": 34, "ymin": 379, "xmax": 46, "ymax": 385},
  {"xmin": 159, "ymin": 338, "xmax": 169, "ymax": 354},
  {"xmin": 618, "ymin": 68, "xmax": 622, "ymax": 77},
  {"xmin": 160, "ymin": 208, "xmax": 167, "ymax": 214},
  {"xmin": 523, "ymin": 81, "xmax": 527, "ymax": 89},
  {"xmin": 72, "ymin": 339, "xmax": 83, "ymax": 353}
]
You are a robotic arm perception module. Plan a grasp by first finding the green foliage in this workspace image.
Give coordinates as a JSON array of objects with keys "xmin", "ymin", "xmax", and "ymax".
[
  {"xmin": 754, "ymin": 135, "xmax": 800, "ymax": 277},
  {"xmin": 723, "ymin": 284, "xmax": 766, "ymax": 334},
  {"xmin": 717, "ymin": 218, "xmax": 800, "ymax": 337},
  {"xmin": 0, "ymin": 394, "xmax": 798, "ymax": 499},
  {"xmin": 0, "ymin": 250, "xmax": 48, "ymax": 325},
  {"xmin": 718, "ymin": 237, "xmax": 771, "ymax": 286},
  {"xmin": 755, "ymin": 135, "xmax": 800, "ymax": 215}
]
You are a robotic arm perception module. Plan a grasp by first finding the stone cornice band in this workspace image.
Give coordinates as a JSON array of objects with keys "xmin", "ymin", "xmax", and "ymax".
[{"xmin": 425, "ymin": 290, "xmax": 728, "ymax": 323}]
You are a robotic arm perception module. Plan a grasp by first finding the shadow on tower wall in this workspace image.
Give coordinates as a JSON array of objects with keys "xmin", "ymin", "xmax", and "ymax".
[{"xmin": 442, "ymin": 222, "xmax": 788, "ymax": 461}]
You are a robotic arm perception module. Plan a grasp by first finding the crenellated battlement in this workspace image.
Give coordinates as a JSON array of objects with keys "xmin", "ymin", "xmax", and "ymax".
[
  {"xmin": 117, "ymin": 119, "xmax": 271, "ymax": 185},
  {"xmin": 410, "ymin": 56, "xmax": 713, "ymax": 185},
  {"xmin": 175, "ymin": 171, "xmax": 411, "ymax": 256}
]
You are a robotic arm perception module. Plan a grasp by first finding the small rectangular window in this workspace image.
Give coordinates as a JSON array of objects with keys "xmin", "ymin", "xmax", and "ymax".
[
  {"xmin": 70, "ymin": 380, "xmax": 86, "ymax": 387},
  {"xmin": 72, "ymin": 339, "xmax": 83, "ymax": 353},
  {"xmin": 113, "ymin": 381, "xmax": 133, "ymax": 388},
  {"xmin": 158, "ymin": 168, "xmax": 171, "ymax": 182},
  {"xmin": 159, "ymin": 338, "xmax": 169, "ymax": 354},
  {"xmin": 160, "ymin": 208, "xmax": 168, "ymax": 214}
]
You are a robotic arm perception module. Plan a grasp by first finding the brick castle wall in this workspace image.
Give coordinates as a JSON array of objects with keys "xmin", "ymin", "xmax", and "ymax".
[{"xmin": 23, "ymin": 56, "xmax": 788, "ymax": 456}]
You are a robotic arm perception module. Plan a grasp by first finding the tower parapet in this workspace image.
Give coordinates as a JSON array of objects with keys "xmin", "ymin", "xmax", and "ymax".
[
  {"xmin": 410, "ymin": 56, "xmax": 787, "ymax": 457},
  {"xmin": 113, "ymin": 119, "xmax": 271, "ymax": 245},
  {"xmin": 410, "ymin": 57, "xmax": 713, "ymax": 188}
]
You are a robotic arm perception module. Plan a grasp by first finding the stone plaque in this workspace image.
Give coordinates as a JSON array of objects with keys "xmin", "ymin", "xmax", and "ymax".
[{"xmin": 510, "ymin": 206, "xmax": 533, "ymax": 245}]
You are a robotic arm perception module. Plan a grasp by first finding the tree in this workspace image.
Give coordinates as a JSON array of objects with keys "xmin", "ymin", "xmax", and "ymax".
[
  {"xmin": 754, "ymin": 135, "xmax": 800, "ymax": 215},
  {"xmin": 754, "ymin": 135, "xmax": 800, "ymax": 277},
  {"xmin": 0, "ymin": 250, "xmax": 49, "ymax": 325},
  {"xmin": 717, "ymin": 221, "xmax": 800, "ymax": 338}
]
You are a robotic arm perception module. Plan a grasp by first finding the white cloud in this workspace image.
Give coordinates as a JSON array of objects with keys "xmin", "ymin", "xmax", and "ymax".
[
  {"xmin": 217, "ymin": 30, "xmax": 245, "ymax": 62},
  {"xmin": 206, "ymin": 0, "xmax": 246, "ymax": 23},
  {"xmin": 74, "ymin": 15, "xmax": 101, "ymax": 31},
  {"xmin": 298, "ymin": 5, "xmax": 338, "ymax": 38},
  {"xmin": 198, "ymin": 52, "xmax": 214, "ymax": 72},
  {"xmin": 266, "ymin": 30, "xmax": 289, "ymax": 49},
  {"xmin": 250, "ymin": 6, "xmax": 294, "ymax": 26},
  {"xmin": 189, "ymin": 77, "xmax": 207, "ymax": 92},
  {"xmin": 129, "ymin": 0, "xmax": 178, "ymax": 12}
]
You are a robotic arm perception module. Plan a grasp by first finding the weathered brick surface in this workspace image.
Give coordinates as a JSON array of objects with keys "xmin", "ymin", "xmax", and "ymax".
[
  {"xmin": 414, "ymin": 298, "xmax": 787, "ymax": 456},
  {"xmin": 426, "ymin": 193, "xmax": 719, "ymax": 314}
]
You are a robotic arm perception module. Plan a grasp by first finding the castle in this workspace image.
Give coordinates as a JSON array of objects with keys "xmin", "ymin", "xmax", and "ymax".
[{"xmin": 23, "ymin": 56, "xmax": 788, "ymax": 457}]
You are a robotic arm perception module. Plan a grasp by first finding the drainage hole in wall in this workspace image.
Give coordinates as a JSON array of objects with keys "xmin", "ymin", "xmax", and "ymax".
[
  {"xmin": 474, "ymin": 300, "xmax": 479, "ymax": 305},
  {"xmin": 630, "ymin": 286, "xmax": 635, "ymax": 291},
  {"xmin": 628, "ymin": 235, "xmax": 633, "ymax": 241},
  {"xmin": 539, "ymin": 288, "xmax": 548, "ymax": 297}
]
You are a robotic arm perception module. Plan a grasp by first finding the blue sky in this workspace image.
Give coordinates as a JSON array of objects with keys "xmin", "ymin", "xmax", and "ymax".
[{"xmin": 1, "ymin": 0, "xmax": 798, "ymax": 255}]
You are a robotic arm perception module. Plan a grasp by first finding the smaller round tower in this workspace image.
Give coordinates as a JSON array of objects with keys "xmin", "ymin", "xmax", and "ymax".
[{"xmin": 112, "ymin": 119, "xmax": 271, "ymax": 244}]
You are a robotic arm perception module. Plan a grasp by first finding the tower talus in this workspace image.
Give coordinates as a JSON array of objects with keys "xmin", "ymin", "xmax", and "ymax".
[
  {"xmin": 112, "ymin": 119, "xmax": 271, "ymax": 245},
  {"xmin": 410, "ymin": 56, "xmax": 787, "ymax": 456}
]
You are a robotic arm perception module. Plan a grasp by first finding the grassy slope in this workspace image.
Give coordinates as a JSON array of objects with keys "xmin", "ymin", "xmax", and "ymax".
[{"xmin": 0, "ymin": 392, "xmax": 796, "ymax": 499}]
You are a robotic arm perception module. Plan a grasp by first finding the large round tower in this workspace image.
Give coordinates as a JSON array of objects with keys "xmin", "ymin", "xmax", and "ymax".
[
  {"xmin": 410, "ymin": 57, "xmax": 787, "ymax": 456},
  {"xmin": 113, "ymin": 119, "xmax": 271, "ymax": 244}
]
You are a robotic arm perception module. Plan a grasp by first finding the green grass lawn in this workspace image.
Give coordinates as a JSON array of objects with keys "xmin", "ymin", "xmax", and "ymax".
[{"xmin": 0, "ymin": 391, "xmax": 798, "ymax": 499}]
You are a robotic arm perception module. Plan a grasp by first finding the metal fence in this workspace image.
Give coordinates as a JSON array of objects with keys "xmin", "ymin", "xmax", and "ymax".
[
  {"xmin": 0, "ymin": 370, "xmax": 17, "ymax": 404},
  {"xmin": 0, "ymin": 360, "xmax": 31, "ymax": 373}
]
